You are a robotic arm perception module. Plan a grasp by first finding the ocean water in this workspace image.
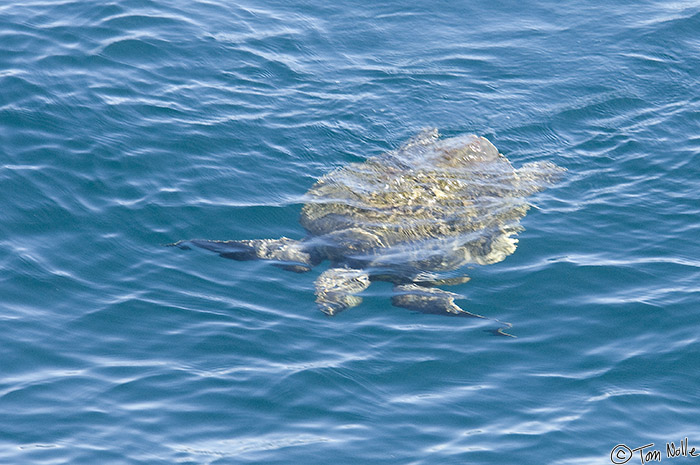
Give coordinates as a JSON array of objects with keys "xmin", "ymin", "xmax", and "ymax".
[{"xmin": 1, "ymin": 0, "xmax": 699, "ymax": 463}]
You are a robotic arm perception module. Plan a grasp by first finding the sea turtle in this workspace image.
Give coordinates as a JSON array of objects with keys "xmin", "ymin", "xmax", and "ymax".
[{"xmin": 169, "ymin": 129, "xmax": 563, "ymax": 329}]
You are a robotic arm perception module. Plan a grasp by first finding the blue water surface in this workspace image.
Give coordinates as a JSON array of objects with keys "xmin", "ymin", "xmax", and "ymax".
[{"xmin": 1, "ymin": 0, "xmax": 699, "ymax": 463}]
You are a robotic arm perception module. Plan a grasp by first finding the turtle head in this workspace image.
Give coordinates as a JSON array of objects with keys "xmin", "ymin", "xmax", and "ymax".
[
  {"xmin": 434, "ymin": 134, "xmax": 502, "ymax": 168},
  {"xmin": 515, "ymin": 161, "xmax": 567, "ymax": 196}
]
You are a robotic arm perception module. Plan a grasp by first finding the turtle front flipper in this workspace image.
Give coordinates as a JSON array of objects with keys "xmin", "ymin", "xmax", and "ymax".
[
  {"xmin": 315, "ymin": 267, "xmax": 371, "ymax": 316},
  {"xmin": 391, "ymin": 284, "xmax": 515, "ymax": 337},
  {"xmin": 167, "ymin": 237, "xmax": 316, "ymax": 273},
  {"xmin": 412, "ymin": 272, "xmax": 472, "ymax": 287}
]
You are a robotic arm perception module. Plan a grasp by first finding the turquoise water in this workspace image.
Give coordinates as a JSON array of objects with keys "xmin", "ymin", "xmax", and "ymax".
[{"xmin": 2, "ymin": 0, "xmax": 699, "ymax": 463}]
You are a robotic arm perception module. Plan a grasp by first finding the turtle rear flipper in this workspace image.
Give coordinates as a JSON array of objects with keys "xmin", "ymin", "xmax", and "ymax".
[
  {"xmin": 391, "ymin": 284, "xmax": 515, "ymax": 337},
  {"xmin": 392, "ymin": 284, "xmax": 483, "ymax": 317},
  {"xmin": 168, "ymin": 237, "xmax": 316, "ymax": 273},
  {"xmin": 315, "ymin": 267, "xmax": 371, "ymax": 316}
]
